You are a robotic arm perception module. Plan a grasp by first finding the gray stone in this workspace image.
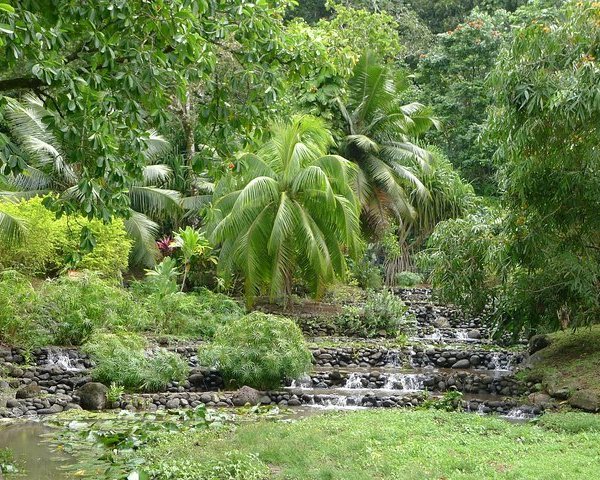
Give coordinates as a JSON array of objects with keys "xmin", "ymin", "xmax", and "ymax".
[
  {"xmin": 569, "ymin": 391, "xmax": 600, "ymax": 412},
  {"xmin": 528, "ymin": 334, "xmax": 552, "ymax": 355},
  {"xmin": 232, "ymin": 386, "xmax": 261, "ymax": 406},
  {"xmin": 467, "ymin": 330, "xmax": 482, "ymax": 340},
  {"xmin": 528, "ymin": 392, "xmax": 552, "ymax": 407},
  {"xmin": 451, "ymin": 359, "xmax": 471, "ymax": 369},
  {"xmin": 165, "ymin": 398, "xmax": 180, "ymax": 409},
  {"xmin": 6, "ymin": 398, "xmax": 20, "ymax": 408},
  {"xmin": 188, "ymin": 373, "xmax": 205, "ymax": 387},
  {"xmin": 16, "ymin": 384, "xmax": 41, "ymax": 399},
  {"xmin": 78, "ymin": 382, "xmax": 108, "ymax": 411},
  {"xmin": 547, "ymin": 385, "xmax": 570, "ymax": 400},
  {"xmin": 37, "ymin": 404, "xmax": 63, "ymax": 415}
]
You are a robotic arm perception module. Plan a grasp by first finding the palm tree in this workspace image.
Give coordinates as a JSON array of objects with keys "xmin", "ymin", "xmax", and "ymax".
[
  {"xmin": 0, "ymin": 95, "xmax": 181, "ymax": 266},
  {"xmin": 338, "ymin": 51, "xmax": 440, "ymax": 237},
  {"xmin": 383, "ymin": 148, "xmax": 476, "ymax": 283},
  {"xmin": 209, "ymin": 116, "xmax": 362, "ymax": 305}
]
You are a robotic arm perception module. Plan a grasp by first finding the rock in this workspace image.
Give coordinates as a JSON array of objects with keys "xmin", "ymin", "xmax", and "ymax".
[
  {"xmin": 6, "ymin": 398, "xmax": 20, "ymax": 408},
  {"xmin": 433, "ymin": 316, "xmax": 450, "ymax": 329},
  {"xmin": 188, "ymin": 373, "xmax": 206, "ymax": 388},
  {"xmin": 451, "ymin": 359, "xmax": 471, "ymax": 369},
  {"xmin": 528, "ymin": 334, "xmax": 552, "ymax": 355},
  {"xmin": 64, "ymin": 403, "xmax": 82, "ymax": 411},
  {"xmin": 569, "ymin": 391, "xmax": 600, "ymax": 412},
  {"xmin": 469, "ymin": 355, "xmax": 481, "ymax": 366},
  {"xmin": 467, "ymin": 330, "xmax": 482, "ymax": 340},
  {"xmin": 37, "ymin": 404, "xmax": 63, "ymax": 415},
  {"xmin": 16, "ymin": 384, "xmax": 41, "ymax": 399},
  {"xmin": 547, "ymin": 385, "xmax": 570, "ymax": 400},
  {"xmin": 78, "ymin": 382, "xmax": 108, "ymax": 411},
  {"xmin": 232, "ymin": 386, "xmax": 261, "ymax": 406},
  {"xmin": 528, "ymin": 392, "xmax": 552, "ymax": 407},
  {"xmin": 165, "ymin": 398, "xmax": 180, "ymax": 409}
]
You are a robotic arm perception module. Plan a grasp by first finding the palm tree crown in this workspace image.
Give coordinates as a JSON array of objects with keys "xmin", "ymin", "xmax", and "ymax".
[
  {"xmin": 338, "ymin": 51, "xmax": 440, "ymax": 236},
  {"xmin": 209, "ymin": 116, "xmax": 361, "ymax": 305}
]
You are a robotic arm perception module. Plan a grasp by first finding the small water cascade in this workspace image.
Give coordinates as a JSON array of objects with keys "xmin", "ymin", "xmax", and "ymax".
[
  {"xmin": 343, "ymin": 373, "xmax": 364, "ymax": 389},
  {"xmin": 385, "ymin": 350, "xmax": 401, "ymax": 367},
  {"xmin": 454, "ymin": 330, "xmax": 470, "ymax": 341},
  {"xmin": 503, "ymin": 408, "xmax": 536, "ymax": 421},
  {"xmin": 382, "ymin": 373, "xmax": 424, "ymax": 392},
  {"xmin": 46, "ymin": 351, "xmax": 81, "ymax": 371},
  {"xmin": 308, "ymin": 395, "xmax": 365, "ymax": 410}
]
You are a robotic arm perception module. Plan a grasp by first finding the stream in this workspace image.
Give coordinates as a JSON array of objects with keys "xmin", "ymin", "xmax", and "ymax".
[{"xmin": 0, "ymin": 421, "xmax": 71, "ymax": 479}]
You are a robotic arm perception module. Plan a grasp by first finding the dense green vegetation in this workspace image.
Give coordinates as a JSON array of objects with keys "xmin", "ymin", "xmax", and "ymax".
[
  {"xmin": 200, "ymin": 312, "xmax": 313, "ymax": 389},
  {"xmin": 0, "ymin": 1, "xmax": 599, "ymax": 479},
  {"xmin": 47, "ymin": 409, "xmax": 600, "ymax": 479}
]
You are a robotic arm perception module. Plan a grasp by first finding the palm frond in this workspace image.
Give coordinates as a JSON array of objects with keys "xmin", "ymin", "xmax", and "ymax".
[
  {"xmin": 124, "ymin": 210, "xmax": 160, "ymax": 267},
  {"xmin": 0, "ymin": 208, "xmax": 29, "ymax": 244}
]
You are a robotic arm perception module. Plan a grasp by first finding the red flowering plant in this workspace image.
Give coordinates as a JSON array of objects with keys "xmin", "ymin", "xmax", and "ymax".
[{"xmin": 156, "ymin": 235, "xmax": 174, "ymax": 256}]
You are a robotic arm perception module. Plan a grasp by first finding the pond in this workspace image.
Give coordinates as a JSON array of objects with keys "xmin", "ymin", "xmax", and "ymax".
[{"xmin": 0, "ymin": 421, "xmax": 71, "ymax": 479}]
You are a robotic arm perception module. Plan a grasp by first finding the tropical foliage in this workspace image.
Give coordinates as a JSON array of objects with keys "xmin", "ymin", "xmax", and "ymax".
[
  {"xmin": 200, "ymin": 312, "xmax": 313, "ymax": 389},
  {"xmin": 210, "ymin": 116, "xmax": 361, "ymax": 304},
  {"xmin": 425, "ymin": 0, "xmax": 600, "ymax": 334}
]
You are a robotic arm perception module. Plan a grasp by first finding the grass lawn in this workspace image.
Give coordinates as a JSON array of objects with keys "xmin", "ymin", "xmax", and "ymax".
[
  {"xmin": 140, "ymin": 409, "xmax": 600, "ymax": 479},
  {"xmin": 527, "ymin": 325, "xmax": 600, "ymax": 398}
]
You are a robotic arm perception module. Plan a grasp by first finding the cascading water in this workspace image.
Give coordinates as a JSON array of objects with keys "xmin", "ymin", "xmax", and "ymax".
[
  {"xmin": 383, "ymin": 373, "xmax": 424, "ymax": 392},
  {"xmin": 343, "ymin": 373, "xmax": 364, "ymax": 389},
  {"xmin": 46, "ymin": 351, "xmax": 81, "ymax": 371}
]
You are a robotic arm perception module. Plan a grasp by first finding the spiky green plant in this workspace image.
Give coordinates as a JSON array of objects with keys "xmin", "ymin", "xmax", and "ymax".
[{"xmin": 209, "ymin": 116, "xmax": 362, "ymax": 305}]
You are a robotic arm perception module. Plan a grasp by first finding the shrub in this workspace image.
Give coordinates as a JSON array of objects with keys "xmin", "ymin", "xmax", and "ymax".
[
  {"xmin": 335, "ymin": 289, "xmax": 414, "ymax": 338},
  {"xmin": 72, "ymin": 217, "xmax": 131, "ymax": 277},
  {"xmin": 0, "ymin": 197, "xmax": 69, "ymax": 275},
  {"xmin": 0, "ymin": 196, "xmax": 131, "ymax": 277},
  {"xmin": 133, "ymin": 281, "xmax": 244, "ymax": 339},
  {"xmin": 36, "ymin": 273, "xmax": 151, "ymax": 345},
  {"xmin": 394, "ymin": 271, "xmax": 424, "ymax": 288},
  {"xmin": 348, "ymin": 257, "xmax": 383, "ymax": 290},
  {"xmin": 200, "ymin": 312, "xmax": 312, "ymax": 389},
  {"xmin": 83, "ymin": 331, "xmax": 189, "ymax": 392},
  {"xmin": 0, "ymin": 271, "xmax": 46, "ymax": 347}
]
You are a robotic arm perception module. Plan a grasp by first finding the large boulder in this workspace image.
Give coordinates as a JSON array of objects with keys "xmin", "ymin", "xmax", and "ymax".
[
  {"xmin": 232, "ymin": 386, "xmax": 261, "ymax": 406},
  {"xmin": 16, "ymin": 384, "xmax": 41, "ymax": 399},
  {"xmin": 451, "ymin": 359, "xmax": 471, "ymax": 369},
  {"xmin": 528, "ymin": 392, "xmax": 553, "ymax": 407},
  {"xmin": 569, "ymin": 391, "xmax": 600, "ymax": 412},
  {"xmin": 78, "ymin": 382, "xmax": 108, "ymax": 411},
  {"xmin": 528, "ymin": 334, "xmax": 552, "ymax": 355}
]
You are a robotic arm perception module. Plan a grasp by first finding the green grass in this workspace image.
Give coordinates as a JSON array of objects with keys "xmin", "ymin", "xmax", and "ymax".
[
  {"xmin": 139, "ymin": 410, "xmax": 600, "ymax": 479},
  {"xmin": 528, "ymin": 325, "xmax": 600, "ymax": 397}
]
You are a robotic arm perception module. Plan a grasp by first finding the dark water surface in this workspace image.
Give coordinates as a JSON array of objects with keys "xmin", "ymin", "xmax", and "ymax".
[{"xmin": 0, "ymin": 421, "xmax": 71, "ymax": 479}]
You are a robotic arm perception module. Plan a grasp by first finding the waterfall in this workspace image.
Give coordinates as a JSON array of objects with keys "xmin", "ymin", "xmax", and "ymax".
[
  {"xmin": 383, "ymin": 373, "xmax": 424, "ymax": 392},
  {"xmin": 343, "ymin": 373, "xmax": 364, "ymax": 389},
  {"xmin": 46, "ymin": 351, "xmax": 81, "ymax": 371}
]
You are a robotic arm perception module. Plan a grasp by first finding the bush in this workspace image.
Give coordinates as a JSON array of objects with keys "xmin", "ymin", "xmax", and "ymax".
[
  {"xmin": 0, "ymin": 271, "xmax": 45, "ymax": 347},
  {"xmin": 348, "ymin": 257, "xmax": 383, "ymax": 290},
  {"xmin": 0, "ymin": 196, "xmax": 131, "ymax": 277},
  {"xmin": 0, "ymin": 197, "xmax": 69, "ymax": 275},
  {"xmin": 200, "ymin": 312, "xmax": 312, "ymax": 389},
  {"xmin": 394, "ymin": 271, "xmax": 424, "ymax": 288},
  {"xmin": 36, "ymin": 273, "xmax": 151, "ymax": 345},
  {"xmin": 335, "ymin": 289, "xmax": 414, "ymax": 338},
  {"xmin": 83, "ymin": 331, "xmax": 189, "ymax": 392},
  {"xmin": 133, "ymin": 281, "xmax": 244, "ymax": 339}
]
